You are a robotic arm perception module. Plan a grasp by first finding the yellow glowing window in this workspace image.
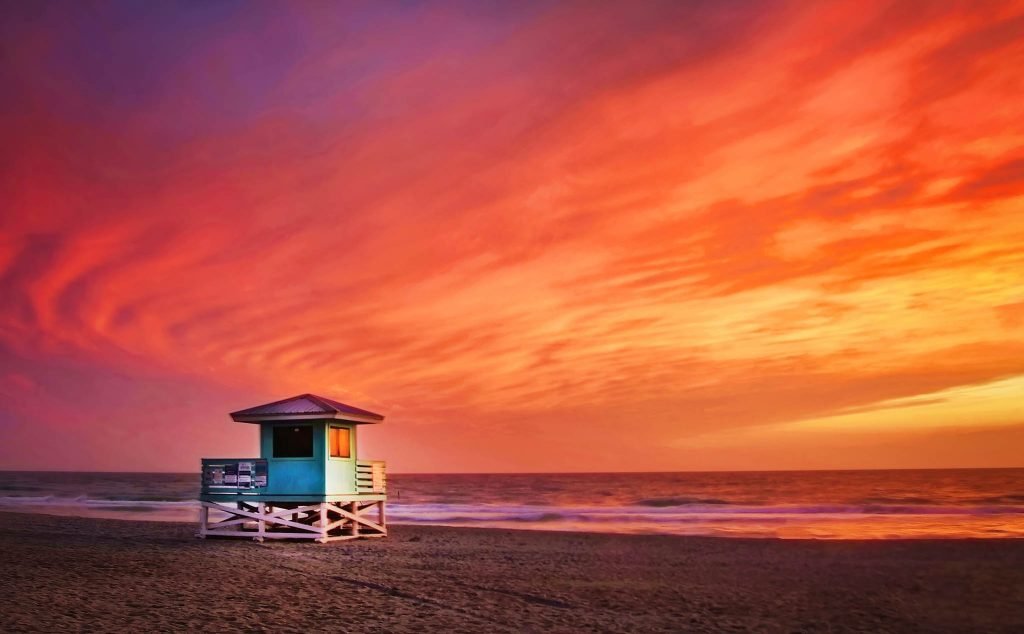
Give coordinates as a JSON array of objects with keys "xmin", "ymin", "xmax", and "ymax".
[{"xmin": 329, "ymin": 426, "xmax": 351, "ymax": 458}]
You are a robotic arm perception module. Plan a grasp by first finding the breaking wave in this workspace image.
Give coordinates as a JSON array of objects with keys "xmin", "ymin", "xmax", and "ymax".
[
  {"xmin": 634, "ymin": 497, "xmax": 736, "ymax": 507},
  {"xmin": 0, "ymin": 495, "xmax": 198, "ymax": 522},
  {"xmin": 386, "ymin": 502, "xmax": 1024, "ymax": 523},
  {"xmin": 3, "ymin": 469, "xmax": 1023, "ymax": 538},
  {"xmin": 0, "ymin": 495, "xmax": 195, "ymax": 508}
]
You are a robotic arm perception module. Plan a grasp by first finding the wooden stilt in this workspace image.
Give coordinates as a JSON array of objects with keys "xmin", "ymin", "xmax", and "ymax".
[
  {"xmin": 198, "ymin": 498, "xmax": 386, "ymax": 542},
  {"xmin": 318, "ymin": 505, "xmax": 328, "ymax": 543},
  {"xmin": 256, "ymin": 502, "xmax": 266, "ymax": 542},
  {"xmin": 198, "ymin": 504, "xmax": 209, "ymax": 538}
]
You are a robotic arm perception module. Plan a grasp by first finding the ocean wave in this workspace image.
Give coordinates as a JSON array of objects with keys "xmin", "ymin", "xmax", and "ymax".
[
  {"xmin": 858, "ymin": 496, "xmax": 938, "ymax": 505},
  {"xmin": 384, "ymin": 502, "xmax": 1024, "ymax": 525},
  {"xmin": 0, "ymin": 495, "xmax": 197, "ymax": 510},
  {"xmin": 1, "ymin": 497, "xmax": 1022, "ymax": 538},
  {"xmin": 3, "ymin": 470, "xmax": 1022, "ymax": 539},
  {"xmin": 97, "ymin": 494, "xmax": 194, "ymax": 502},
  {"xmin": 3, "ymin": 497, "xmax": 1022, "ymax": 520},
  {"xmin": 634, "ymin": 497, "xmax": 737, "ymax": 507},
  {"xmin": 966, "ymin": 494, "xmax": 1024, "ymax": 504}
]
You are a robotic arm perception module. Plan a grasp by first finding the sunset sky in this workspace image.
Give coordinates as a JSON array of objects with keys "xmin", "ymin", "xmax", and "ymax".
[{"xmin": 2, "ymin": 0, "xmax": 1023, "ymax": 473}]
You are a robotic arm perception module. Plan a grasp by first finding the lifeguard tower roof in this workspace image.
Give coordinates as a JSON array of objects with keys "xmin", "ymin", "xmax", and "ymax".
[{"xmin": 230, "ymin": 393, "xmax": 384, "ymax": 424}]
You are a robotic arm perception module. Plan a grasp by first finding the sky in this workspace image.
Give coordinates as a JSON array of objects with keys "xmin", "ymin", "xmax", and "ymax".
[{"xmin": 1, "ymin": 0, "xmax": 1023, "ymax": 473}]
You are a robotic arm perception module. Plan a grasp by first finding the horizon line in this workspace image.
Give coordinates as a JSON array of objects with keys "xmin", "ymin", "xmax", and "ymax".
[{"xmin": 2, "ymin": 465, "xmax": 1022, "ymax": 476}]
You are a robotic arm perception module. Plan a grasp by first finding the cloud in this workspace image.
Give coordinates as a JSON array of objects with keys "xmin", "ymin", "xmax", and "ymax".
[{"xmin": 1, "ymin": 0, "xmax": 1023, "ymax": 470}]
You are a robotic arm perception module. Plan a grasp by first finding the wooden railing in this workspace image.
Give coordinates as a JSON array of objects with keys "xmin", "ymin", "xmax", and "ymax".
[
  {"xmin": 201, "ymin": 458, "xmax": 385, "ymax": 496},
  {"xmin": 356, "ymin": 460, "xmax": 386, "ymax": 494}
]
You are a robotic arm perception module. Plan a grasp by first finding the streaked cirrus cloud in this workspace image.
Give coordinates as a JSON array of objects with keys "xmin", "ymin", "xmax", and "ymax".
[{"xmin": 1, "ymin": 0, "xmax": 1023, "ymax": 471}]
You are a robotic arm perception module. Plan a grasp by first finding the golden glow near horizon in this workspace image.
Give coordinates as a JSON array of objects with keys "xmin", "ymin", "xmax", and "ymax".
[{"xmin": 1, "ymin": 0, "xmax": 1023, "ymax": 472}]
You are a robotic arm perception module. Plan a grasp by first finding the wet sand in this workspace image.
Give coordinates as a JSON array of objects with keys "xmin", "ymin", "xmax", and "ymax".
[{"xmin": 2, "ymin": 511, "xmax": 1022, "ymax": 632}]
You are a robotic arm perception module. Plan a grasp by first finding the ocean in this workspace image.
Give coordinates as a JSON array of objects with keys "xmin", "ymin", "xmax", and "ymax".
[{"xmin": 1, "ymin": 468, "xmax": 1022, "ymax": 539}]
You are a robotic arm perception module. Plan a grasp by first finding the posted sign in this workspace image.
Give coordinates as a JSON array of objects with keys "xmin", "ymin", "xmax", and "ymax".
[{"xmin": 202, "ymin": 459, "xmax": 269, "ymax": 490}]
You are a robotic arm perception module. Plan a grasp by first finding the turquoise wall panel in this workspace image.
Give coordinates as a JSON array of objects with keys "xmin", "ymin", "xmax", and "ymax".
[{"xmin": 259, "ymin": 421, "xmax": 327, "ymax": 496}]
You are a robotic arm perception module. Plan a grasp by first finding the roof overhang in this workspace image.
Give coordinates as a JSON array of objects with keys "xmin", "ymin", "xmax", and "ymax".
[
  {"xmin": 230, "ymin": 412, "xmax": 383, "ymax": 424},
  {"xmin": 228, "ymin": 393, "xmax": 384, "ymax": 424}
]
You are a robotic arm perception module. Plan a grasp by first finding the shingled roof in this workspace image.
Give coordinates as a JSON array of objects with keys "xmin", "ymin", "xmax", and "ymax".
[{"xmin": 230, "ymin": 393, "xmax": 384, "ymax": 424}]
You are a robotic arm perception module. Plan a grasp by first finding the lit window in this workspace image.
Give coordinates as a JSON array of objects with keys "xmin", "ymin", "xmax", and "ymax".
[{"xmin": 329, "ymin": 426, "xmax": 351, "ymax": 458}]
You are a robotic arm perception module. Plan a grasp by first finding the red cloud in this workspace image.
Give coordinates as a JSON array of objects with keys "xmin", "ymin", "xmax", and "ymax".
[{"xmin": 2, "ymin": 0, "xmax": 1023, "ymax": 471}]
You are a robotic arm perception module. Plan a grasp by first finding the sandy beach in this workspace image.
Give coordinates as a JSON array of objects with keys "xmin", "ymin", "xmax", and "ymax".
[{"xmin": 1, "ymin": 512, "xmax": 1022, "ymax": 632}]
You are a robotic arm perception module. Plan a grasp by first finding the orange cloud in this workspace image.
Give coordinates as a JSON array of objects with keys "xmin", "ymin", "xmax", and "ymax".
[{"xmin": 1, "ymin": 0, "xmax": 1023, "ymax": 471}]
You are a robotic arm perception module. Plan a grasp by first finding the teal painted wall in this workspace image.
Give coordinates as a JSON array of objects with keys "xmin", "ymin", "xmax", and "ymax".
[
  {"xmin": 257, "ymin": 420, "xmax": 359, "ymax": 496},
  {"xmin": 259, "ymin": 421, "xmax": 326, "ymax": 496},
  {"xmin": 325, "ymin": 423, "xmax": 357, "ymax": 494}
]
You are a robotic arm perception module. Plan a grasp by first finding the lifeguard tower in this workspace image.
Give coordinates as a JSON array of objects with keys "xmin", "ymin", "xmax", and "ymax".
[{"xmin": 198, "ymin": 394, "xmax": 387, "ymax": 543}]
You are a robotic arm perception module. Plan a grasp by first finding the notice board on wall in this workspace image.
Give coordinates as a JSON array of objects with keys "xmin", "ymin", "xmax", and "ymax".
[{"xmin": 202, "ymin": 459, "xmax": 268, "ymax": 490}]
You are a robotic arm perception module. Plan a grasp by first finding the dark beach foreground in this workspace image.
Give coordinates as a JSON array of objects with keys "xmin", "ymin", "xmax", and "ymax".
[{"xmin": 2, "ymin": 512, "xmax": 1022, "ymax": 633}]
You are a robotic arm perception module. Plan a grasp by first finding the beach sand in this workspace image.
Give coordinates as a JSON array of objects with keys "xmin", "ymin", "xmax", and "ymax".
[{"xmin": 2, "ymin": 511, "xmax": 1022, "ymax": 632}]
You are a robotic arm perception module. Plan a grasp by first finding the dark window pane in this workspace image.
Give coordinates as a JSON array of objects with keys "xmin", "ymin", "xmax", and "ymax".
[{"xmin": 273, "ymin": 425, "xmax": 313, "ymax": 458}]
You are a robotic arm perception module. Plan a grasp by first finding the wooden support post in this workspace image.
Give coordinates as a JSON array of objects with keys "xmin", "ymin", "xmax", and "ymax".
[
  {"xmin": 198, "ymin": 498, "xmax": 385, "ymax": 542},
  {"xmin": 256, "ymin": 502, "xmax": 266, "ymax": 542},
  {"xmin": 198, "ymin": 503, "xmax": 209, "ymax": 538},
  {"xmin": 318, "ymin": 504, "xmax": 328, "ymax": 543}
]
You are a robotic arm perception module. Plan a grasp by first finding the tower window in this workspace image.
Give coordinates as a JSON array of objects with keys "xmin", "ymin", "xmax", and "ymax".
[
  {"xmin": 273, "ymin": 425, "xmax": 313, "ymax": 458},
  {"xmin": 329, "ymin": 426, "xmax": 351, "ymax": 458}
]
